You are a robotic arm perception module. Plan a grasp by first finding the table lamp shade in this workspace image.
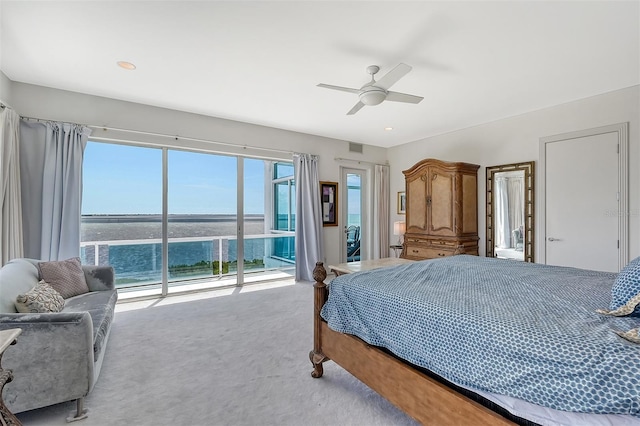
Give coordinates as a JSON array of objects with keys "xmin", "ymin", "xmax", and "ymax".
[{"xmin": 393, "ymin": 221, "xmax": 406, "ymax": 236}]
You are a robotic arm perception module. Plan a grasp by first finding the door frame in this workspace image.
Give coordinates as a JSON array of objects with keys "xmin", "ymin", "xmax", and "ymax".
[
  {"xmin": 340, "ymin": 167, "xmax": 368, "ymax": 262},
  {"xmin": 538, "ymin": 122, "xmax": 628, "ymax": 271}
]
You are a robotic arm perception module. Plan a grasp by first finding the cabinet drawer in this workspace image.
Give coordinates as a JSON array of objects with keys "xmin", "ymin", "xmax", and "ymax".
[
  {"xmin": 427, "ymin": 239, "xmax": 457, "ymax": 248},
  {"xmin": 405, "ymin": 238, "xmax": 462, "ymax": 248},
  {"xmin": 405, "ymin": 237, "xmax": 428, "ymax": 244},
  {"xmin": 405, "ymin": 245, "xmax": 453, "ymax": 259}
]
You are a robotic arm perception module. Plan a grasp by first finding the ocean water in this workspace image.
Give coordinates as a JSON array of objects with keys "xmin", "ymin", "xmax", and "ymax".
[
  {"xmin": 81, "ymin": 215, "xmax": 294, "ymax": 285},
  {"xmin": 347, "ymin": 214, "xmax": 361, "ymax": 227}
]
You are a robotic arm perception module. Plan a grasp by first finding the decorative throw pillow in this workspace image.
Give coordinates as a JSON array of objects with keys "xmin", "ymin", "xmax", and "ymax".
[
  {"xmin": 38, "ymin": 257, "xmax": 89, "ymax": 299},
  {"xmin": 609, "ymin": 256, "xmax": 640, "ymax": 317},
  {"xmin": 597, "ymin": 291, "xmax": 640, "ymax": 317},
  {"xmin": 615, "ymin": 327, "xmax": 640, "ymax": 344},
  {"xmin": 15, "ymin": 280, "xmax": 65, "ymax": 313}
]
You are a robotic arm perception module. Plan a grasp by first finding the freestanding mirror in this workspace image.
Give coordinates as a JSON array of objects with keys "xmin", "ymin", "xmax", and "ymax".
[{"xmin": 486, "ymin": 161, "xmax": 535, "ymax": 262}]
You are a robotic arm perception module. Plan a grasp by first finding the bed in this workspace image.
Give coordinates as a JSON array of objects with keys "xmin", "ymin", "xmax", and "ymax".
[{"xmin": 309, "ymin": 255, "xmax": 640, "ymax": 425}]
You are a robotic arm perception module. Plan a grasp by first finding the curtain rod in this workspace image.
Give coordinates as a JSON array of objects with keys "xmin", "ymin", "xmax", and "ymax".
[
  {"xmin": 19, "ymin": 116, "xmax": 295, "ymax": 156},
  {"xmin": 88, "ymin": 124, "xmax": 294, "ymax": 156},
  {"xmin": 334, "ymin": 157, "xmax": 388, "ymax": 167},
  {"xmin": 20, "ymin": 115, "xmax": 77, "ymax": 124}
]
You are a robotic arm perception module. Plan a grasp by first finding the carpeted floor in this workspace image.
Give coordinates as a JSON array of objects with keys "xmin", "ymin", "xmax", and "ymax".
[{"xmin": 16, "ymin": 280, "xmax": 417, "ymax": 426}]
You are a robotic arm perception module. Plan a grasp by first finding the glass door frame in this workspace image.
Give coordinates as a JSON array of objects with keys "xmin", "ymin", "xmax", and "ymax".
[
  {"xmin": 340, "ymin": 167, "xmax": 368, "ymax": 263},
  {"xmin": 82, "ymin": 139, "xmax": 296, "ymax": 297}
]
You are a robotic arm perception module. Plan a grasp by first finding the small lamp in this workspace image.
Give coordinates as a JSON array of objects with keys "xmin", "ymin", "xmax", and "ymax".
[{"xmin": 393, "ymin": 221, "xmax": 406, "ymax": 245}]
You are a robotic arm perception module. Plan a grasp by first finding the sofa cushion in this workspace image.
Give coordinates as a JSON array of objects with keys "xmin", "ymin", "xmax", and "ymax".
[
  {"xmin": 82, "ymin": 265, "xmax": 116, "ymax": 292},
  {"xmin": 38, "ymin": 257, "xmax": 89, "ymax": 299},
  {"xmin": 64, "ymin": 290, "xmax": 118, "ymax": 356},
  {"xmin": 0, "ymin": 259, "xmax": 40, "ymax": 313},
  {"xmin": 15, "ymin": 280, "xmax": 65, "ymax": 313}
]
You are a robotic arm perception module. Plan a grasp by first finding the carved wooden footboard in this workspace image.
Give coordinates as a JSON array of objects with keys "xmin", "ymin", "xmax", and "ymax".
[{"xmin": 309, "ymin": 261, "xmax": 515, "ymax": 426}]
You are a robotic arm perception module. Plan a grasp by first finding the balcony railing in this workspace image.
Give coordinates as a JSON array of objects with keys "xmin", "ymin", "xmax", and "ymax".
[{"xmin": 80, "ymin": 232, "xmax": 295, "ymax": 289}]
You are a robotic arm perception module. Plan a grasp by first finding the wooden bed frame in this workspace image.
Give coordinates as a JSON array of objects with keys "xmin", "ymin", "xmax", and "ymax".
[{"xmin": 308, "ymin": 262, "xmax": 516, "ymax": 425}]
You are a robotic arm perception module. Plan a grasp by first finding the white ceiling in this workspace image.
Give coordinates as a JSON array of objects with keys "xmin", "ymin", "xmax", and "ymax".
[{"xmin": 1, "ymin": 1, "xmax": 638, "ymax": 148}]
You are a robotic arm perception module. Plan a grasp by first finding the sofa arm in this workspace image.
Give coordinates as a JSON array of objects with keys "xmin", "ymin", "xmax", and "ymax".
[
  {"xmin": 0, "ymin": 312, "xmax": 95, "ymax": 413},
  {"xmin": 82, "ymin": 265, "xmax": 115, "ymax": 291}
]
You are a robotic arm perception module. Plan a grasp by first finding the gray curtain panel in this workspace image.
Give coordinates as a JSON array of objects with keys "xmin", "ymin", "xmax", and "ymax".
[
  {"xmin": 373, "ymin": 164, "xmax": 390, "ymax": 259},
  {"xmin": 0, "ymin": 107, "xmax": 24, "ymax": 265},
  {"xmin": 19, "ymin": 120, "xmax": 91, "ymax": 261},
  {"xmin": 293, "ymin": 152, "xmax": 324, "ymax": 281}
]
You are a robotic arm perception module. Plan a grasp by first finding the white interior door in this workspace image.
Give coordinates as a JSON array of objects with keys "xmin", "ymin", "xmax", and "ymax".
[{"xmin": 544, "ymin": 132, "xmax": 620, "ymax": 272}]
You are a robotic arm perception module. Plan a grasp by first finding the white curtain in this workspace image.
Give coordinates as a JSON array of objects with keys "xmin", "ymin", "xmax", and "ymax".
[
  {"xmin": 0, "ymin": 107, "xmax": 24, "ymax": 265},
  {"xmin": 494, "ymin": 177, "xmax": 510, "ymax": 249},
  {"xmin": 507, "ymin": 176, "xmax": 524, "ymax": 237},
  {"xmin": 19, "ymin": 120, "xmax": 91, "ymax": 261},
  {"xmin": 372, "ymin": 164, "xmax": 390, "ymax": 259},
  {"xmin": 293, "ymin": 153, "xmax": 324, "ymax": 281}
]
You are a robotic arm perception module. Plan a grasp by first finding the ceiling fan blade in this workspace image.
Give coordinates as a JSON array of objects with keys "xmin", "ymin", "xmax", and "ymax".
[
  {"xmin": 317, "ymin": 83, "xmax": 360, "ymax": 94},
  {"xmin": 386, "ymin": 91, "xmax": 424, "ymax": 104},
  {"xmin": 347, "ymin": 101, "xmax": 365, "ymax": 115},
  {"xmin": 375, "ymin": 63, "xmax": 412, "ymax": 90}
]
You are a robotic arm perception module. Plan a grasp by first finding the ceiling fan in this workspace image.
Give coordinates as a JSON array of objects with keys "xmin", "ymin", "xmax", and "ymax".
[{"xmin": 317, "ymin": 63, "xmax": 424, "ymax": 115}]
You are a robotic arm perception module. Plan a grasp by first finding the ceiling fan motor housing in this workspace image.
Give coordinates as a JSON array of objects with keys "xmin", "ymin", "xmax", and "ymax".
[{"xmin": 359, "ymin": 86, "xmax": 387, "ymax": 106}]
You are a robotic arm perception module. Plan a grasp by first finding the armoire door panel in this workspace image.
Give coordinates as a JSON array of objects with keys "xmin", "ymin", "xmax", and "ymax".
[
  {"xmin": 429, "ymin": 170, "xmax": 455, "ymax": 235},
  {"xmin": 407, "ymin": 175, "xmax": 427, "ymax": 231},
  {"xmin": 461, "ymin": 174, "xmax": 478, "ymax": 234}
]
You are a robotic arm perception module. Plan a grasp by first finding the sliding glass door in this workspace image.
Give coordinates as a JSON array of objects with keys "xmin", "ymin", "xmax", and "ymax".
[
  {"xmin": 81, "ymin": 141, "xmax": 295, "ymax": 294},
  {"xmin": 81, "ymin": 143, "xmax": 163, "ymax": 286},
  {"xmin": 242, "ymin": 160, "xmax": 295, "ymax": 283},
  {"xmin": 269, "ymin": 162, "xmax": 295, "ymax": 271},
  {"xmin": 167, "ymin": 150, "xmax": 237, "ymax": 284}
]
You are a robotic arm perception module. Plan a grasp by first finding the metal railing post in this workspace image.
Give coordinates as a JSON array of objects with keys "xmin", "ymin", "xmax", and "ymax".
[{"xmin": 218, "ymin": 238, "xmax": 223, "ymax": 279}]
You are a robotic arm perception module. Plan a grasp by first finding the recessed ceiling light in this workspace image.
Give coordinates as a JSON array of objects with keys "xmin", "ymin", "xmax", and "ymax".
[
  {"xmin": 384, "ymin": 127, "xmax": 394, "ymax": 131},
  {"xmin": 117, "ymin": 61, "xmax": 136, "ymax": 70}
]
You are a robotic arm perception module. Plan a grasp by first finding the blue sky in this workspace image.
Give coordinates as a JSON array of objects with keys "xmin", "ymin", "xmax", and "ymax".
[
  {"xmin": 82, "ymin": 142, "xmax": 267, "ymax": 215},
  {"xmin": 83, "ymin": 141, "xmax": 361, "ymax": 219}
]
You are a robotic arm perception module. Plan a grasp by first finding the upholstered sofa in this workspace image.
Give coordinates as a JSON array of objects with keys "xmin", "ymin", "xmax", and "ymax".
[{"xmin": 0, "ymin": 258, "xmax": 117, "ymax": 420}]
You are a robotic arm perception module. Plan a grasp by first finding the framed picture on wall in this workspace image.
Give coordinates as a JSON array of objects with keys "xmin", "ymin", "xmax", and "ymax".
[
  {"xmin": 320, "ymin": 181, "xmax": 338, "ymax": 226},
  {"xmin": 397, "ymin": 191, "xmax": 406, "ymax": 215}
]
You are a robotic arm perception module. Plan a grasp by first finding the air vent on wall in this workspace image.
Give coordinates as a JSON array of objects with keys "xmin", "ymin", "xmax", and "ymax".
[{"xmin": 349, "ymin": 142, "xmax": 363, "ymax": 154}]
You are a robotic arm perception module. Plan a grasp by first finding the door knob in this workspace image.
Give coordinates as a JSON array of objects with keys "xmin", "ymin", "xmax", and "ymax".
[{"xmin": 547, "ymin": 237, "xmax": 561, "ymax": 242}]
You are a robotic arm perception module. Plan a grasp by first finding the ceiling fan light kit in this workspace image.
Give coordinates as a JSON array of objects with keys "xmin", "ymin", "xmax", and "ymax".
[
  {"xmin": 317, "ymin": 63, "xmax": 424, "ymax": 115},
  {"xmin": 360, "ymin": 87, "xmax": 387, "ymax": 106}
]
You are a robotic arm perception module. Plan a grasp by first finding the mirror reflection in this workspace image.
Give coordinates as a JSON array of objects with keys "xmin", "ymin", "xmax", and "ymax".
[
  {"xmin": 493, "ymin": 171, "xmax": 525, "ymax": 260},
  {"xmin": 486, "ymin": 162, "xmax": 535, "ymax": 262}
]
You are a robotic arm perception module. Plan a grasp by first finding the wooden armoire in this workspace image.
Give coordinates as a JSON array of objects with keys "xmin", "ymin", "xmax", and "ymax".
[{"xmin": 401, "ymin": 158, "xmax": 480, "ymax": 260}]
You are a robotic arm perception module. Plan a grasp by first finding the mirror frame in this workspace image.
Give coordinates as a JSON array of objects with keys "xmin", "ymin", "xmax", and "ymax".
[{"xmin": 486, "ymin": 161, "xmax": 535, "ymax": 262}]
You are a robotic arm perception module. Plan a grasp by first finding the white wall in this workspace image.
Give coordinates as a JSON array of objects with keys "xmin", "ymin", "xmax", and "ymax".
[
  {"xmin": 8, "ymin": 78, "xmax": 639, "ymax": 267},
  {"xmin": 388, "ymin": 85, "xmax": 640, "ymax": 262},
  {"xmin": 9, "ymin": 80, "xmax": 388, "ymax": 269},
  {"xmin": 0, "ymin": 71, "xmax": 12, "ymax": 104}
]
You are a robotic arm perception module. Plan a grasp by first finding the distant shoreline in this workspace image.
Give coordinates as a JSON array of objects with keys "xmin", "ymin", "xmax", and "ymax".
[{"xmin": 82, "ymin": 214, "xmax": 264, "ymax": 223}]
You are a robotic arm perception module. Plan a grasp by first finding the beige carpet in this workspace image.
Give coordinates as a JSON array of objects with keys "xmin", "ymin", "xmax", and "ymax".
[{"xmin": 16, "ymin": 280, "xmax": 417, "ymax": 426}]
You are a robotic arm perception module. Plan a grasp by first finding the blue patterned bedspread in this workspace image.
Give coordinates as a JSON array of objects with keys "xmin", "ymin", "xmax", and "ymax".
[{"xmin": 321, "ymin": 255, "xmax": 640, "ymax": 416}]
